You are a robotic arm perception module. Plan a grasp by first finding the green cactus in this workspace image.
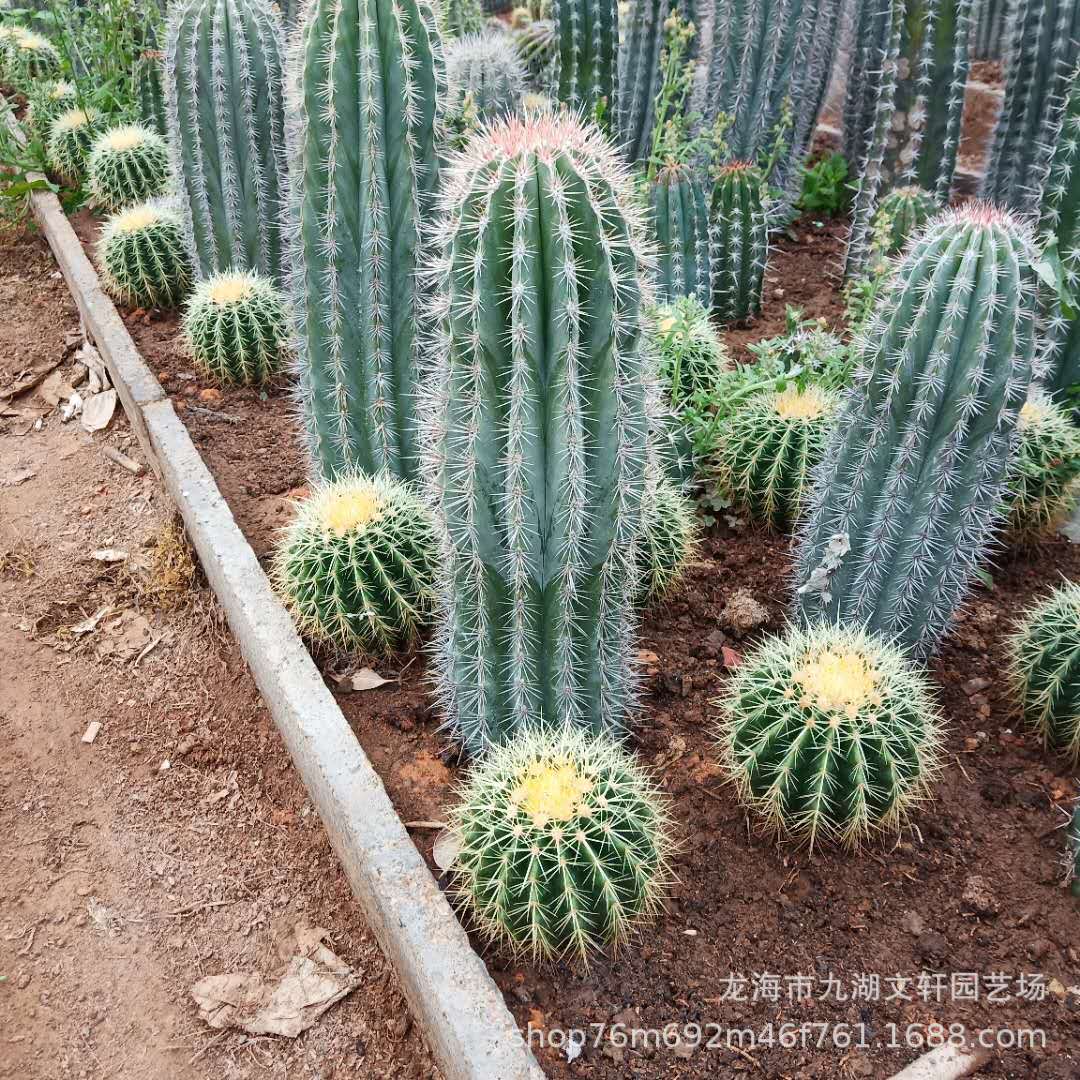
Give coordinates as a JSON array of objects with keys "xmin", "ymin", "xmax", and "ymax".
[
  {"xmin": 423, "ymin": 111, "xmax": 658, "ymax": 754},
  {"xmin": 514, "ymin": 18, "xmax": 558, "ymax": 92},
  {"xmin": 650, "ymin": 162, "xmax": 713, "ymax": 308},
  {"xmin": 795, "ymin": 205, "xmax": 1037, "ymax": 660},
  {"xmin": 135, "ymin": 50, "xmax": 167, "ymax": 137},
  {"xmin": 445, "ymin": 32, "xmax": 526, "ymax": 122},
  {"xmin": 710, "ymin": 161, "xmax": 768, "ymax": 324},
  {"xmin": 1037, "ymin": 63, "xmax": 1080, "ymax": 397},
  {"xmin": 47, "ymin": 107, "xmax": 106, "ymax": 183},
  {"xmin": 287, "ymin": 0, "xmax": 443, "ymax": 483},
  {"xmin": 718, "ymin": 622, "xmax": 945, "ymax": 848},
  {"xmin": 715, "ymin": 384, "xmax": 840, "ymax": 528},
  {"xmin": 448, "ymin": 725, "xmax": 674, "ymax": 963},
  {"xmin": 972, "ymin": 0, "xmax": 1006, "ymax": 59},
  {"xmin": 1068, "ymin": 800, "xmax": 1080, "ymax": 895},
  {"xmin": 87, "ymin": 125, "xmax": 171, "ymax": 211},
  {"xmin": 25, "ymin": 80, "xmax": 77, "ymax": 144},
  {"xmin": 182, "ymin": 270, "xmax": 289, "ymax": 385},
  {"xmin": 164, "ymin": 0, "xmax": 288, "ymax": 282},
  {"xmin": 1006, "ymin": 389, "xmax": 1080, "ymax": 535},
  {"xmin": 1009, "ymin": 580, "xmax": 1080, "ymax": 763},
  {"xmin": 843, "ymin": 0, "xmax": 973, "ymax": 277},
  {"xmin": 551, "ymin": 0, "xmax": 618, "ymax": 123},
  {"xmin": 616, "ymin": 0, "xmax": 669, "ymax": 163},
  {"xmin": 747, "ymin": 312, "xmax": 854, "ymax": 390},
  {"xmin": 443, "ymin": 0, "xmax": 486, "ymax": 36},
  {"xmin": 637, "ymin": 474, "xmax": 698, "ymax": 601},
  {"xmin": 983, "ymin": 0, "xmax": 1080, "ymax": 214},
  {"xmin": 868, "ymin": 185, "xmax": 939, "ymax": 263},
  {"xmin": 273, "ymin": 472, "xmax": 440, "ymax": 654},
  {"xmin": 4, "ymin": 28, "xmax": 59, "ymax": 89},
  {"xmin": 98, "ymin": 200, "xmax": 193, "ymax": 309}
]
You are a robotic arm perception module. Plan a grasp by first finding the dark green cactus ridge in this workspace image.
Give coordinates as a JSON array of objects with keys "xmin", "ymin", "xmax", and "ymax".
[
  {"xmin": 650, "ymin": 162, "xmax": 713, "ymax": 307},
  {"xmin": 1009, "ymin": 581, "xmax": 1080, "ymax": 763},
  {"xmin": 710, "ymin": 161, "xmax": 768, "ymax": 324},
  {"xmin": 1008, "ymin": 389, "xmax": 1080, "ymax": 536},
  {"xmin": 273, "ymin": 472, "xmax": 441, "ymax": 654},
  {"xmin": 88, "ymin": 125, "xmax": 171, "ymax": 211},
  {"xmin": 715, "ymin": 383, "xmax": 840, "ymax": 528},
  {"xmin": 98, "ymin": 200, "xmax": 193, "ymax": 309},
  {"xmin": 422, "ymin": 111, "xmax": 660, "ymax": 754},
  {"xmin": 449, "ymin": 727, "xmax": 674, "ymax": 963},
  {"xmin": 982, "ymin": 0, "xmax": 1080, "ymax": 214},
  {"xmin": 165, "ymin": 0, "xmax": 288, "ymax": 281},
  {"xmin": 182, "ymin": 270, "xmax": 289, "ymax": 385},
  {"xmin": 718, "ymin": 623, "xmax": 945, "ymax": 848},
  {"xmin": 286, "ymin": 0, "xmax": 445, "ymax": 483},
  {"xmin": 972, "ymin": 0, "xmax": 1006, "ymax": 59},
  {"xmin": 552, "ymin": 0, "xmax": 618, "ymax": 122},
  {"xmin": 636, "ymin": 474, "xmax": 698, "ymax": 601},
  {"xmin": 795, "ymin": 205, "xmax": 1037, "ymax": 660},
  {"xmin": 445, "ymin": 32, "xmax": 526, "ymax": 122}
]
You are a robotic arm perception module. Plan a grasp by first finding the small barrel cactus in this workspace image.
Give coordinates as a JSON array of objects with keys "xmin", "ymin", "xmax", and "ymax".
[
  {"xmin": 5, "ymin": 29, "xmax": 59, "ymax": 88},
  {"xmin": 47, "ymin": 107, "xmax": 105, "ymax": 183},
  {"xmin": 650, "ymin": 162, "xmax": 714, "ymax": 309},
  {"xmin": 443, "ymin": 0, "xmax": 486, "ymax": 36},
  {"xmin": 795, "ymin": 205, "xmax": 1037, "ymax": 660},
  {"xmin": 98, "ymin": 200, "xmax": 193, "ymax": 309},
  {"xmin": 182, "ymin": 271, "xmax": 289, "ymax": 385},
  {"xmin": 87, "ymin": 125, "xmax": 171, "ymax": 210},
  {"xmin": 637, "ymin": 474, "xmax": 698, "ymax": 602},
  {"xmin": 273, "ymin": 473, "xmax": 440, "ymax": 654},
  {"xmin": 869, "ymin": 185, "xmax": 939, "ymax": 263},
  {"xmin": 423, "ymin": 111, "xmax": 658, "ymax": 754},
  {"xmin": 715, "ymin": 384, "xmax": 840, "ymax": 528},
  {"xmin": 1009, "ymin": 581, "xmax": 1080, "ymax": 763},
  {"xmin": 1008, "ymin": 389, "xmax": 1080, "ymax": 536},
  {"xmin": 718, "ymin": 622, "xmax": 945, "ymax": 848},
  {"xmin": 445, "ymin": 32, "xmax": 526, "ymax": 122},
  {"xmin": 25, "ymin": 80, "xmax": 77, "ymax": 144},
  {"xmin": 711, "ymin": 162, "xmax": 769, "ymax": 325},
  {"xmin": 448, "ymin": 725, "xmax": 673, "ymax": 963}
]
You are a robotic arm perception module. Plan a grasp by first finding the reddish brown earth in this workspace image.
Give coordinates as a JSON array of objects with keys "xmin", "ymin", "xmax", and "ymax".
[{"xmin": 44, "ymin": 207, "xmax": 1080, "ymax": 1079}]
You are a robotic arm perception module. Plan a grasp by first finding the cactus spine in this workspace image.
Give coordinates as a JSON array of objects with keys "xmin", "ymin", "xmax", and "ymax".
[
  {"xmin": 98, "ymin": 200, "xmax": 193, "ymax": 309},
  {"xmin": 650, "ymin": 162, "xmax": 713, "ymax": 308},
  {"xmin": 718, "ymin": 623, "xmax": 945, "ymax": 848},
  {"xmin": 445, "ymin": 32, "xmax": 526, "ymax": 122},
  {"xmin": 423, "ymin": 112, "xmax": 658, "ymax": 754},
  {"xmin": 710, "ymin": 161, "xmax": 768, "ymax": 324},
  {"xmin": 88, "ymin": 125, "xmax": 171, "ymax": 211},
  {"xmin": 449, "ymin": 726, "xmax": 673, "ymax": 963},
  {"xmin": 164, "ymin": 0, "xmax": 288, "ymax": 282},
  {"xmin": 1037, "ymin": 63, "xmax": 1080, "ymax": 396},
  {"xmin": 795, "ymin": 206, "xmax": 1037, "ymax": 660},
  {"xmin": 551, "ymin": 0, "xmax": 618, "ymax": 123},
  {"xmin": 982, "ymin": 0, "xmax": 1080, "ymax": 214},
  {"xmin": 1009, "ymin": 581, "xmax": 1080, "ymax": 763},
  {"xmin": 616, "ymin": 0, "xmax": 669, "ymax": 163},
  {"xmin": 287, "ymin": 0, "xmax": 443, "ymax": 483}
]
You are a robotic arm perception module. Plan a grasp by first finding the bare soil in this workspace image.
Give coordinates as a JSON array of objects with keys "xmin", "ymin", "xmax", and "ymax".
[{"xmin": 0, "ymin": 227, "xmax": 439, "ymax": 1080}]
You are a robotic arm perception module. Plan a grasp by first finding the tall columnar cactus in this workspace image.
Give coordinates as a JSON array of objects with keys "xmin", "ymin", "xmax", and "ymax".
[
  {"xmin": 702, "ymin": 0, "xmax": 844, "ymax": 195},
  {"xmin": 718, "ymin": 623, "xmax": 945, "ymax": 848},
  {"xmin": 445, "ymin": 32, "xmax": 526, "ymax": 122},
  {"xmin": 164, "ymin": 0, "xmax": 288, "ymax": 282},
  {"xmin": 616, "ymin": 0, "xmax": 669, "ymax": 164},
  {"xmin": 1037, "ymin": 63, "xmax": 1080, "ymax": 396},
  {"xmin": 1009, "ymin": 581, "xmax": 1080, "ymax": 763},
  {"xmin": 843, "ymin": 0, "xmax": 973, "ymax": 278},
  {"xmin": 650, "ymin": 162, "xmax": 713, "ymax": 308},
  {"xmin": 551, "ymin": 0, "xmax": 618, "ymax": 123},
  {"xmin": 448, "ymin": 726, "xmax": 674, "ymax": 962},
  {"xmin": 982, "ymin": 0, "xmax": 1080, "ymax": 214},
  {"xmin": 287, "ymin": 0, "xmax": 443, "ymax": 483},
  {"xmin": 868, "ymin": 184, "xmax": 939, "ymax": 263},
  {"xmin": 135, "ymin": 50, "xmax": 167, "ymax": 137},
  {"xmin": 710, "ymin": 161, "xmax": 768, "ymax": 324},
  {"xmin": 443, "ymin": 0, "xmax": 485, "ymax": 37},
  {"xmin": 795, "ymin": 206, "xmax": 1037, "ymax": 660},
  {"xmin": 422, "ymin": 112, "xmax": 658, "ymax": 754},
  {"xmin": 972, "ymin": 0, "xmax": 1006, "ymax": 59}
]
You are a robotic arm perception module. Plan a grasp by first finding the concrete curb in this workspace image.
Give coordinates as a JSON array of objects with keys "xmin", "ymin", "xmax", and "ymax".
[{"xmin": 12, "ymin": 126, "xmax": 544, "ymax": 1080}]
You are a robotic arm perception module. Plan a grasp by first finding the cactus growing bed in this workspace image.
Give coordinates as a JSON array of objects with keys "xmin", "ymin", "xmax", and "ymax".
[{"xmin": 61, "ymin": 208, "xmax": 1080, "ymax": 1078}]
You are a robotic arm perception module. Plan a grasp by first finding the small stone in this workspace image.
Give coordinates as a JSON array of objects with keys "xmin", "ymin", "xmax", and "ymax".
[
  {"xmin": 963, "ymin": 676, "xmax": 991, "ymax": 696},
  {"xmin": 901, "ymin": 909, "xmax": 925, "ymax": 936},
  {"xmin": 198, "ymin": 387, "xmax": 223, "ymax": 404},
  {"xmin": 961, "ymin": 874, "xmax": 999, "ymax": 918},
  {"xmin": 721, "ymin": 590, "xmax": 769, "ymax": 638},
  {"xmin": 916, "ymin": 931, "xmax": 948, "ymax": 963},
  {"xmin": 17, "ymin": 972, "xmax": 31, "ymax": 989}
]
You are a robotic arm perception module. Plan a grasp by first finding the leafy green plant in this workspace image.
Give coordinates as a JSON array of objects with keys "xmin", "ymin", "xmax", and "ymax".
[
  {"xmin": 747, "ymin": 306, "xmax": 854, "ymax": 390},
  {"xmin": 797, "ymin": 152, "xmax": 849, "ymax": 216}
]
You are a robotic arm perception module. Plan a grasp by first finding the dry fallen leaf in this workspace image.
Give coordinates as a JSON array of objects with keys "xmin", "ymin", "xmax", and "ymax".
[
  {"xmin": 331, "ymin": 667, "xmax": 391, "ymax": 692},
  {"xmin": 432, "ymin": 828, "xmax": 461, "ymax": 872}
]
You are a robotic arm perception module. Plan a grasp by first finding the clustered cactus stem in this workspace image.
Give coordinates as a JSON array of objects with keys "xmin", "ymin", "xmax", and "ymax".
[
  {"xmin": 164, "ymin": 0, "xmax": 288, "ymax": 282},
  {"xmin": 616, "ymin": 0, "xmax": 669, "ymax": 164},
  {"xmin": 1009, "ymin": 581, "xmax": 1080, "ymax": 764},
  {"xmin": 422, "ymin": 111, "xmax": 659, "ymax": 755},
  {"xmin": 710, "ymin": 161, "xmax": 769, "ymax": 324},
  {"xmin": 717, "ymin": 623, "xmax": 945, "ymax": 848},
  {"xmin": 650, "ymin": 161, "xmax": 713, "ymax": 308},
  {"xmin": 448, "ymin": 726, "xmax": 674, "ymax": 964},
  {"xmin": 98, "ymin": 199, "xmax": 193, "ymax": 309},
  {"xmin": 88, "ymin": 125, "xmax": 171, "ymax": 211},
  {"xmin": 442, "ymin": 0, "xmax": 486, "ymax": 36},
  {"xmin": 273, "ymin": 472, "xmax": 441, "ymax": 654},
  {"xmin": 286, "ymin": 0, "xmax": 444, "ymax": 483},
  {"xmin": 795, "ymin": 205, "xmax": 1037, "ymax": 660},
  {"xmin": 182, "ymin": 270, "xmax": 289, "ymax": 385},
  {"xmin": 136, "ymin": 49, "xmax": 167, "ymax": 136}
]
